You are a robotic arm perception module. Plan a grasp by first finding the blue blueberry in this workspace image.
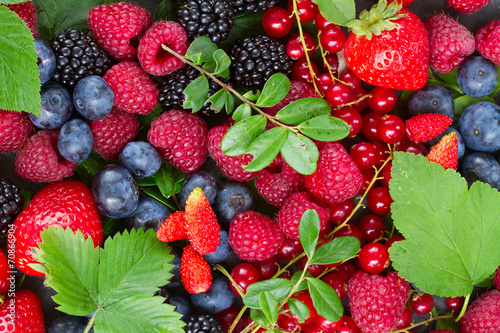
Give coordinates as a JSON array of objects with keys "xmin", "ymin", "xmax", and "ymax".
[
  {"xmin": 58, "ymin": 119, "xmax": 94, "ymax": 162},
  {"xmin": 190, "ymin": 275, "xmax": 235, "ymax": 314},
  {"xmin": 427, "ymin": 127, "xmax": 466, "ymax": 159},
  {"xmin": 34, "ymin": 39, "xmax": 56, "ymax": 84},
  {"xmin": 73, "ymin": 75, "xmax": 114, "ymax": 120},
  {"xmin": 457, "ymin": 56, "xmax": 498, "ymax": 97},
  {"xmin": 461, "ymin": 152, "xmax": 500, "ymax": 190},
  {"xmin": 203, "ymin": 230, "xmax": 233, "ymax": 264},
  {"xmin": 165, "ymin": 247, "xmax": 182, "ymax": 290},
  {"xmin": 119, "ymin": 141, "xmax": 162, "ymax": 179},
  {"xmin": 29, "ymin": 81, "xmax": 73, "ymax": 129},
  {"xmin": 213, "ymin": 182, "xmax": 255, "ymax": 226},
  {"xmin": 178, "ymin": 171, "xmax": 217, "ymax": 208},
  {"xmin": 167, "ymin": 294, "xmax": 192, "ymax": 322},
  {"xmin": 407, "ymin": 84, "xmax": 455, "ymax": 119},
  {"xmin": 126, "ymin": 197, "xmax": 172, "ymax": 231},
  {"xmin": 92, "ymin": 164, "xmax": 139, "ymax": 218},
  {"xmin": 47, "ymin": 315, "xmax": 93, "ymax": 333},
  {"xmin": 458, "ymin": 101, "xmax": 500, "ymax": 152}
]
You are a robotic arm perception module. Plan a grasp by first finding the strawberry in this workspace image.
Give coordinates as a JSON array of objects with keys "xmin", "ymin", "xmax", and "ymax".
[
  {"xmin": 405, "ymin": 113, "xmax": 453, "ymax": 143},
  {"xmin": 0, "ymin": 249, "xmax": 9, "ymax": 297},
  {"xmin": 0, "ymin": 289, "xmax": 45, "ymax": 333},
  {"xmin": 426, "ymin": 132, "xmax": 458, "ymax": 170},
  {"xmin": 157, "ymin": 211, "xmax": 188, "ymax": 242},
  {"xmin": 180, "ymin": 244, "xmax": 212, "ymax": 294},
  {"xmin": 13, "ymin": 180, "xmax": 104, "ymax": 276},
  {"xmin": 344, "ymin": 0, "xmax": 429, "ymax": 91}
]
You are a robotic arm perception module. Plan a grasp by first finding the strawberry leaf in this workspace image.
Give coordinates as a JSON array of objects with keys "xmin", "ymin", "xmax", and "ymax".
[{"xmin": 312, "ymin": 0, "xmax": 356, "ymax": 26}]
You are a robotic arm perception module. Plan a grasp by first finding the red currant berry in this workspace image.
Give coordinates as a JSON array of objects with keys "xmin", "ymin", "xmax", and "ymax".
[
  {"xmin": 287, "ymin": 0, "xmax": 318, "ymax": 23},
  {"xmin": 285, "ymin": 294, "xmax": 318, "ymax": 326},
  {"xmin": 287, "ymin": 32, "xmax": 317, "ymax": 60},
  {"xmin": 332, "ymin": 107, "xmax": 362, "ymax": 138},
  {"xmin": 385, "ymin": 235, "xmax": 405, "ymax": 249},
  {"xmin": 394, "ymin": 306, "xmax": 413, "ymax": 330},
  {"xmin": 369, "ymin": 140, "xmax": 389, "ymax": 168},
  {"xmin": 397, "ymin": 141, "xmax": 428, "ymax": 155},
  {"xmin": 302, "ymin": 323, "xmax": 323, "ymax": 333},
  {"xmin": 326, "ymin": 83, "xmax": 351, "ymax": 108},
  {"xmin": 216, "ymin": 307, "xmax": 245, "ymax": 332},
  {"xmin": 359, "ymin": 214, "xmax": 386, "ymax": 242},
  {"xmin": 357, "ymin": 168, "xmax": 376, "ymax": 196},
  {"xmin": 278, "ymin": 236, "xmax": 304, "ymax": 261},
  {"xmin": 253, "ymin": 256, "xmax": 280, "ymax": 280},
  {"xmin": 322, "ymin": 53, "xmax": 339, "ymax": 74},
  {"xmin": 350, "ymin": 142, "xmax": 377, "ymax": 170},
  {"xmin": 230, "ymin": 263, "xmax": 261, "ymax": 295},
  {"xmin": 335, "ymin": 316, "xmax": 361, "ymax": 333},
  {"xmin": 329, "ymin": 198, "xmax": 355, "ymax": 225},
  {"xmin": 377, "ymin": 114, "xmax": 405, "ymax": 144},
  {"xmin": 380, "ymin": 161, "xmax": 392, "ymax": 187},
  {"xmin": 262, "ymin": 7, "xmax": 293, "ymax": 38},
  {"xmin": 445, "ymin": 296, "xmax": 464, "ymax": 311},
  {"xmin": 291, "ymin": 58, "xmax": 318, "ymax": 83},
  {"xmin": 410, "ymin": 293, "xmax": 434, "ymax": 316},
  {"xmin": 277, "ymin": 313, "xmax": 300, "ymax": 332},
  {"xmin": 319, "ymin": 26, "xmax": 346, "ymax": 54},
  {"xmin": 322, "ymin": 272, "xmax": 347, "ymax": 300},
  {"xmin": 316, "ymin": 72, "xmax": 333, "ymax": 94},
  {"xmin": 368, "ymin": 87, "xmax": 397, "ymax": 114},
  {"xmin": 348, "ymin": 86, "xmax": 368, "ymax": 112},
  {"xmin": 279, "ymin": 271, "xmax": 293, "ymax": 280},
  {"xmin": 299, "ymin": 255, "xmax": 327, "ymax": 277},
  {"xmin": 339, "ymin": 69, "xmax": 361, "ymax": 90},
  {"xmin": 314, "ymin": 314, "xmax": 342, "ymax": 333},
  {"xmin": 367, "ymin": 186, "xmax": 393, "ymax": 215},
  {"xmin": 336, "ymin": 261, "xmax": 357, "ymax": 282},
  {"xmin": 334, "ymin": 224, "xmax": 363, "ymax": 244},
  {"xmin": 315, "ymin": 12, "xmax": 337, "ymax": 31},
  {"xmin": 358, "ymin": 242, "xmax": 390, "ymax": 274},
  {"xmin": 361, "ymin": 112, "xmax": 383, "ymax": 141}
]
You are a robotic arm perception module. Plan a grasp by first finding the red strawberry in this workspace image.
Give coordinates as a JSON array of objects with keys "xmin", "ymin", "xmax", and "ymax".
[
  {"xmin": 157, "ymin": 211, "xmax": 188, "ymax": 242},
  {"xmin": 184, "ymin": 187, "xmax": 220, "ymax": 255},
  {"xmin": 180, "ymin": 244, "xmax": 212, "ymax": 294},
  {"xmin": 427, "ymin": 132, "xmax": 458, "ymax": 170},
  {"xmin": 344, "ymin": 1, "xmax": 429, "ymax": 90},
  {"xmin": 0, "ymin": 110, "xmax": 35, "ymax": 153},
  {"xmin": 447, "ymin": 0, "xmax": 490, "ymax": 13},
  {"xmin": 405, "ymin": 113, "xmax": 453, "ymax": 143},
  {"xmin": 5, "ymin": 1, "xmax": 38, "ymax": 38},
  {"xmin": 0, "ymin": 249, "xmax": 9, "ymax": 297},
  {"xmin": 0, "ymin": 289, "xmax": 45, "ymax": 332},
  {"xmin": 13, "ymin": 180, "xmax": 103, "ymax": 276}
]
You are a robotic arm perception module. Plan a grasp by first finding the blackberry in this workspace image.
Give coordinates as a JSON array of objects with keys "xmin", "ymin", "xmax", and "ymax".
[
  {"xmin": 229, "ymin": 35, "xmax": 292, "ymax": 88},
  {"xmin": 0, "ymin": 179, "xmax": 24, "ymax": 237},
  {"xmin": 177, "ymin": 0, "xmax": 234, "ymax": 44},
  {"xmin": 51, "ymin": 29, "xmax": 112, "ymax": 89},
  {"xmin": 185, "ymin": 314, "xmax": 224, "ymax": 333},
  {"xmin": 231, "ymin": 0, "xmax": 278, "ymax": 14}
]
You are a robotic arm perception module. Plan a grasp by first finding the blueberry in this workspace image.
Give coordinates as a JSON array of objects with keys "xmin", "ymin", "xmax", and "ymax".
[
  {"xmin": 47, "ymin": 315, "xmax": 93, "ymax": 333},
  {"xmin": 426, "ymin": 127, "xmax": 466, "ymax": 159},
  {"xmin": 34, "ymin": 39, "xmax": 56, "ymax": 84},
  {"xmin": 203, "ymin": 230, "xmax": 233, "ymax": 264},
  {"xmin": 458, "ymin": 101, "xmax": 500, "ymax": 152},
  {"xmin": 167, "ymin": 294, "xmax": 192, "ymax": 321},
  {"xmin": 165, "ymin": 247, "xmax": 182, "ymax": 290},
  {"xmin": 178, "ymin": 171, "xmax": 217, "ymax": 208},
  {"xmin": 92, "ymin": 164, "xmax": 139, "ymax": 218},
  {"xmin": 29, "ymin": 81, "xmax": 73, "ymax": 129},
  {"xmin": 119, "ymin": 141, "xmax": 162, "ymax": 179},
  {"xmin": 407, "ymin": 85, "xmax": 455, "ymax": 119},
  {"xmin": 190, "ymin": 275, "xmax": 235, "ymax": 314},
  {"xmin": 58, "ymin": 118, "xmax": 94, "ymax": 162},
  {"xmin": 126, "ymin": 197, "xmax": 172, "ymax": 231},
  {"xmin": 461, "ymin": 152, "xmax": 500, "ymax": 190},
  {"xmin": 213, "ymin": 182, "xmax": 255, "ymax": 226},
  {"xmin": 73, "ymin": 75, "xmax": 114, "ymax": 120},
  {"xmin": 457, "ymin": 56, "xmax": 498, "ymax": 97}
]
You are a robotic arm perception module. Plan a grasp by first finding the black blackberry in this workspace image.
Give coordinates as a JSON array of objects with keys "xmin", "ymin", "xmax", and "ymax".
[
  {"xmin": 231, "ymin": 0, "xmax": 278, "ymax": 14},
  {"xmin": 51, "ymin": 29, "xmax": 112, "ymax": 89},
  {"xmin": 177, "ymin": 0, "xmax": 234, "ymax": 44},
  {"xmin": 185, "ymin": 314, "xmax": 224, "ymax": 333},
  {"xmin": 0, "ymin": 179, "xmax": 24, "ymax": 237},
  {"xmin": 229, "ymin": 35, "xmax": 293, "ymax": 88}
]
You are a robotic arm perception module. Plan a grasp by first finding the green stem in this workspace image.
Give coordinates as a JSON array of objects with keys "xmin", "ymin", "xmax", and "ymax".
[
  {"xmin": 83, "ymin": 310, "xmax": 98, "ymax": 333},
  {"xmin": 391, "ymin": 314, "xmax": 454, "ymax": 333},
  {"xmin": 456, "ymin": 294, "xmax": 471, "ymax": 321}
]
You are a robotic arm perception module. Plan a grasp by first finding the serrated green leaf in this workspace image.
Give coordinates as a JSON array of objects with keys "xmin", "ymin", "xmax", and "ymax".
[
  {"xmin": 208, "ymin": 88, "xmax": 227, "ymax": 112},
  {"xmin": 256, "ymin": 73, "xmax": 290, "ymax": 107},
  {"xmin": 50, "ymin": 0, "xmax": 105, "ymax": 35},
  {"xmin": 280, "ymin": 133, "xmax": 318, "ymax": 175},
  {"xmin": 0, "ymin": 7, "xmax": 41, "ymax": 116},
  {"xmin": 454, "ymin": 95, "xmax": 495, "ymax": 116},
  {"xmin": 299, "ymin": 209, "xmax": 320, "ymax": 260},
  {"xmin": 250, "ymin": 308, "xmax": 268, "ymax": 326},
  {"xmin": 232, "ymin": 103, "xmax": 251, "ymax": 122},
  {"xmin": 476, "ymin": 274, "xmax": 494, "ymax": 287},
  {"xmin": 259, "ymin": 292, "xmax": 278, "ymax": 326},
  {"xmin": 183, "ymin": 76, "xmax": 209, "ymax": 112},
  {"xmin": 221, "ymin": 114, "xmax": 266, "ymax": 156},
  {"xmin": 287, "ymin": 298, "xmax": 309, "ymax": 323},
  {"xmin": 243, "ymin": 90, "xmax": 260, "ymax": 101},
  {"xmin": 185, "ymin": 36, "xmax": 218, "ymax": 65},
  {"xmin": 275, "ymin": 98, "xmax": 331, "ymax": 125},
  {"xmin": 33, "ymin": 0, "xmax": 56, "ymax": 41},
  {"xmin": 291, "ymin": 270, "xmax": 313, "ymax": 292},
  {"xmin": 242, "ymin": 127, "xmax": 288, "ymax": 172},
  {"xmin": 389, "ymin": 152, "xmax": 500, "ymax": 297},
  {"xmin": 243, "ymin": 278, "xmax": 294, "ymax": 309},
  {"xmin": 298, "ymin": 116, "xmax": 350, "ymax": 141},
  {"xmin": 154, "ymin": 0, "xmax": 179, "ymax": 24},
  {"xmin": 306, "ymin": 278, "xmax": 343, "ymax": 322},
  {"xmin": 312, "ymin": 0, "xmax": 356, "ymax": 26},
  {"xmin": 310, "ymin": 236, "xmax": 360, "ymax": 265}
]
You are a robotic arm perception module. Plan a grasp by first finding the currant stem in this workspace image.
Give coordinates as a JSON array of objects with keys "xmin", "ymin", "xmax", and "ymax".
[
  {"xmin": 456, "ymin": 294, "xmax": 470, "ymax": 321},
  {"xmin": 391, "ymin": 314, "xmax": 454, "ymax": 333}
]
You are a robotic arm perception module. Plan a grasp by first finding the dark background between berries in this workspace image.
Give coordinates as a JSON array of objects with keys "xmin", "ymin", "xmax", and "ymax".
[{"xmin": 1, "ymin": 0, "xmax": 500, "ymax": 329}]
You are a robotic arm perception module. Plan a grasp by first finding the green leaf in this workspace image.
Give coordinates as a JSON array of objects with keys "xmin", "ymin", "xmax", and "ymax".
[
  {"xmin": 256, "ymin": 73, "xmax": 290, "ymax": 107},
  {"xmin": 280, "ymin": 133, "xmax": 319, "ymax": 175},
  {"xmin": 135, "ymin": 176, "xmax": 157, "ymax": 187},
  {"xmin": 155, "ymin": 165, "xmax": 176, "ymax": 199},
  {"xmin": 33, "ymin": 0, "xmax": 56, "ymax": 41},
  {"xmin": 232, "ymin": 103, "xmax": 252, "ymax": 122},
  {"xmin": 242, "ymin": 127, "xmax": 288, "ymax": 172},
  {"xmin": 275, "ymin": 97, "xmax": 331, "ymax": 125},
  {"xmin": 225, "ymin": 91, "xmax": 234, "ymax": 114},
  {"xmin": 249, "ymin": 308, "xmax": 269, "ymax": 326},
  {"xmin": 435, "ymin": 316, "xmax": 460, "ymax": 332},
  {"xmin": 185, "ymin": 36, "xmax": 218, "ymax": 64},
  {"xmin": 219, "ymin": 13, "xmax": 265, "ymax": 50},
  {"xmin": 310, "ymin": 236, "xmax": 360, "ymax": 265},
  {"xmin": 208, "ymin": 88, "xmax": 227, "ymax": 112},
  {"xmin": 298, "ymin": 116, "xmax": 350, "ymax": 141},
  {"xmin": 259, "ymin": 292, "xmax": 278, "ymax": 326},
  {"xmin": 208, "ymin": 49, "xmax": 231, "ymax": 78},
  {"xmin": 0, "ymin": 1, "xmax": 27, "ymax": 4},
  {"xmin": 243, "ymin": 90, "xmax": 260, "ymax": 101},
  {"xmin": 243, "ymin": 278, "xmax": 294, "ymax": 309},
  {"xmin": 287, "ymin": 298, "xmax": 310, "ymax": 323},
  {"xmin": 221, "ymin": 114, "xmax": 266, "ymax": 156},
  {"xmin": 307, "ymin": 278, "xmax": 343, "ymax": 322},
  {"xmin": 183, "ymin": 75, "xmax": 209, "ymax": 112},
  {"xmin": 454, "ymin": 95, "xmax": 495, "ymax": 116},
  {"xmin": 299, "ymin": 209, "xmax": 320, "ymax": 260},
  {"xmin": 75, "ymin": 151, "xmax": 108, "ymax": 186},
  {"xmin": 141, "ymin": 187, "xmax": 178, "ymax": 212},
  {"xmin": 312, "ymin": 0, "xmax": 356, "ymax": 26},
  {"xmin": 492, "ymin": 64, "xmax": 500, "ymax": 96},
  {"xmin": 435, "ymin": 69, "xmax": 463, "ymax": 94},
  {"xmin": 389, "ymin": 152, "xmax": 500, "ymax": 297},
  {"xmin": 50, "ymin": 0, "xmax": 105, "ymax": 35},
  {"xmin": 154, "ymin": 0, "xmax": 179, "ymax": 24},
  {"xmin": 291, "ymin": 270, "xmax": 313, "ymax": 292},
  {"xmin": 0, "ymin": 7, "xmax": 41, "ymax": 116},
  {"xmin": 102, "ymin": 217, "xmax": 127, "ymax": 239}
]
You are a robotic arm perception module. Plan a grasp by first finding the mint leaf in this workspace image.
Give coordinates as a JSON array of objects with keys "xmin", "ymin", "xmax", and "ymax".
[
  {"xmin": 33, "ymin": 0, "xmax": 56, "ymax": 41},
  {"xmin": 259, "ymin": 291, "xmax": 278, "ymax": 326},
  {"xmin": 275, "ymin": 97, "xmax": 331, "ymax": 125},
  {"xmin": 389, "ymin": 152, "xmax": 500, "ymax": 297},
  {"xmin": 280, "ymin": 133, "xmax": 318, "ymax": 175},
  {"xmin": 306, "ymin": 278, "xmax": 343, "ymax": 322},
  {"xmin": 232, "ymin": 103, "xmax": 251, "ymax": 122},
  {"xmin": 0, "ymin": 7, "xmax": 41, "ymax": 116},
  {"xmin": 185, "ymin": 36, "xmax": 218, "ymax": 64},
  {"xmin": 312, "ymin": 0, "xmax": 356, "ymax": 26},
  {"xmin": 310, "ymin": 236, "xmax": 360, "ymax": 265},
  {"xmin": 454, "ymin": 95, "xmax": 495, "ymax": 116},
  {"xmin": 299, "ymin": 209, "xmax": 320, "ymax": 260},
  {"xmin": 298, "ymin": 116, "xmax": 350, "ymax": 141},
  {"xmin": 287, "ymin": 298, "xmax": 309, "ymax": 323},
  {"xmin": 242, "ymin": 127, "xmax": 288, "ymax": 172},
  {"xmin": 256, "ymin": 73, "xmax": 290, "ymax": 107},
  {"xmin": 243, "ymin": 278, "xmax": 294, "ymax": 309},
  {"xmin": 183, "ymin": 75, "xmax": 209, "ymax": 112},
  {"xmin": 221, "ymin": 114, "xmax": 266, "ymax": 156}
]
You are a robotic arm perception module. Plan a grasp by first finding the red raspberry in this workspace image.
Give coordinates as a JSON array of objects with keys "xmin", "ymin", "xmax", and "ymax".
[
  {"xmin": 305, "ymin": 142, "xmax": 363, "ymax": 205},
  {"xmin": 494, "ymin": 266, "xmax": 500, "ymax": 290},
  {"xmin": 103, "ymin": 60, "xmax": 159, "ymax": 115},
  {"xmin": 425, "ymin": 14, "xmax": 475, "ymax": 74},
  {"xmin": 475, "ymin": 20, "xmax": 500, "ymax": 66},
  {"xmin": 5, "ymin": 1, "xmax": 38, "ymax": 38},
  {"xmin": 138, "ymin": 21, "xmax": 189, "ymax": 75},
  {"xmin": 88, "ymin": 2, "xmax": 151, "ymax": 61},
  {"xmin": 229, "ymin": 211, "xmax": 284, "ymax": 262},
  {"xmin": 207, "ymin": 126, "xmax": 256, "ymax": 182},
  {"xmin": 0, "ymin": 110, "xmax": 35, "ymax": 153},
  {"xmin": 89, "ymin": 108, "xmax": 139, "ymax": 160},
  {"xmin": 264, "ymin": 81, "xmax": 318, "ymax": 116},
  {"xmin": 277, "ymin": 192, "xmax": 330, "ymax": 240},
  {"xmin": 459, "ymin": 289, "xmax": 500, "ymax": 333},
  {"xmin": 447, "ymin": 0, "xmax": 490, "ymax": 13},
  {"xmin": 148, "ymin": 109, "xmax": 208, "ymax": 173},
  {"xmin": 405, "ymin": 113, "xmax": 453, "ymax": 143},
  {"xmin": 348, "ymin": 271, "xmax": 411, "ymax": 333},
  {"xmin": 14, "ymin": 130, "xmax": 77, "ymax": 182}
]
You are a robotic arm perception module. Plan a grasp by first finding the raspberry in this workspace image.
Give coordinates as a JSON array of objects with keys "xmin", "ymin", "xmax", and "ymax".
[
  {"xmin": 425, "ymin": 14, "xmax": 475, "ymax": 74},
  {"xmin": 157, "ymin": 211, "xmax": 188, "ymax": 242},
  {"xmin": 88, "ymin": 2, "xmax": 152, "ymax": 60},
  {"xmin": 14, "ymin": 130, "xmax": 77, "ymax": 182},
  {"xmin": 138, "ymin": 21, "xmax": 189, "ymax": 75},
  {"xmin": 447, "ymin": 0, "xmax": 490, "ymax": 13},
  {"xmin": 405, "ymin": 113, "xmax": 453, "ymax": 143},
  {"xmin": 207, "ymin": 126, "xmax": 256, "ymax": 182},
  {"xmin": 180, "ymin": 244, "xmax": 212, "ymax": 294},
  {"xmin": 229, "ymin": 210, "xmax": 284, "ymax": 262},
  {"xmin": 0, "ymin": 110, "xmax": 35, "ymax": 153},
  {"xmin": 277, "ymin": 192, "xmax": 330, "ymax": 240},
  {"xmin": 494, "ymin": 266, "xmax": 500, "ymax": 290},
  {"xmin": 475, "ymin": 20, "xmax": 500, "ymax": 66},
  {"xmin": 148, "ymin": 110, "xmax": 208, "ymax": 173},
  {"xmin": 305, "ymin": 142, "xmax": 363, "ymax": 205},
  {"xmin": 5, "ymin": 1, "xmax": 38, "ymax": 38},
  {"xmin": 459, "ymin": 289, "xmax": 500, "ymax": 333},
  {"xmin": 348, "ymin": 271, "xmax": 411, "ymax": 333},
  {"xmin": 89, "ymin": 108, "xmax": 140, "ymax": 160},
  {"xmin": 265, "ymin": 81, "xmax": 318, "ymax": 116},
  {"xmin": 103, "ymin": 61, "xmax": 159, "ymax": 115}
]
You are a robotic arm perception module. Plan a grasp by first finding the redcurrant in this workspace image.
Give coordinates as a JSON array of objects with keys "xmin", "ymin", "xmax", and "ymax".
[
  {"xmin": 322, "ymin": 53, "xmax": 339, "ymax": 74},
  {"xmin": 278, "ymin": 236, "xmax": 304, "ymax": 261},
  {"xmin": 314, "ymin": 315, "xmax": 342, "ymax": 333},
  {"xmin": 322, "ymin": 272, "xmax": 347, "ymax": 300},
  {"xmin": 394, "ymin": 306, "xmax": 413, "ymax": 330},
  {"xmin": 332, "ymin": 107, "xmax": 362, "ymax": 138},
  {"xmin": 380, "ymin": 161, "xmax": 392, "ymax": 187},
  {"xmin": 367, "ymin": 87, "xmax": 397, "ymax": 114},
  {"xmin": 445, "ymin": 296, "xmax": 464, "ymax": 311},
  {"xmin": 262, "ymin": 7, "xmax": 293, "ymax": 38},
  {"xmin": 358, "ymin": 242, "xmax": 390, "ymax": 274},
  {"xmin": 385, "ymin": 235, "xmax": 405, "ymax": 249},
  {"xmin": 361, "ymin": 112, "xmax": 383, "ymax": 141},
  {"xmin": 369, "ymin": 140, "xmax": 389, "ymax": 168},
  {"xmin": 357, "ymin": 168, "xmax": 376, "ymax": 196},
  {"xmin": 334, "ymin": 224, "xmax": 363, "ymax": 244},
  {"xmin": 287, "ymin": 0, "xmax": 318, "ymax": 23},
  {"xmin": 377, "ymin": 114, "xmax": 405, "ymax": 144},
  {"xmin": 315, "ymin": 12, "xmax": 337, "ymax": 31},
  {"xmin": 230, "ymin": 263, "xmax": 261, "ymax": 295},
  {"xmin": 350, "ymin": 142, "xmax": 377, "ymax": 170},
  {"xmin": 253, "ymin": 256, "xmax": 280, "ymax": 280},
  {"xmin": 410, "ymin": 293, "xmax": 434, "ymax": 316},
  {"xmin": 326, "ymin": 83, "xmax": 351, "ymax": 108},
  {"xmin": 287, "ymin": 32, "xmax": 317, "ymax": 60},
  {"xmin": 291, "ymin": 58, "xmax": 318, "ymax": 83},
  {"xmin": 339, "ymin": 69, "xmax": 361, "ymax": 90},
  {"xmin": 319, "ymin": 26, "xmax": 346, "ymax": 54},
  {"xmin": 359, "ymin": 214, "xmax": 386, "ymax": 242},
  {"xmin": 329, "ymin": 198, "xmax": 355, "ymax": 225},
  {"xmin": 367, "ymin": 186, "xmax": 393, "ymax": 215}
]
